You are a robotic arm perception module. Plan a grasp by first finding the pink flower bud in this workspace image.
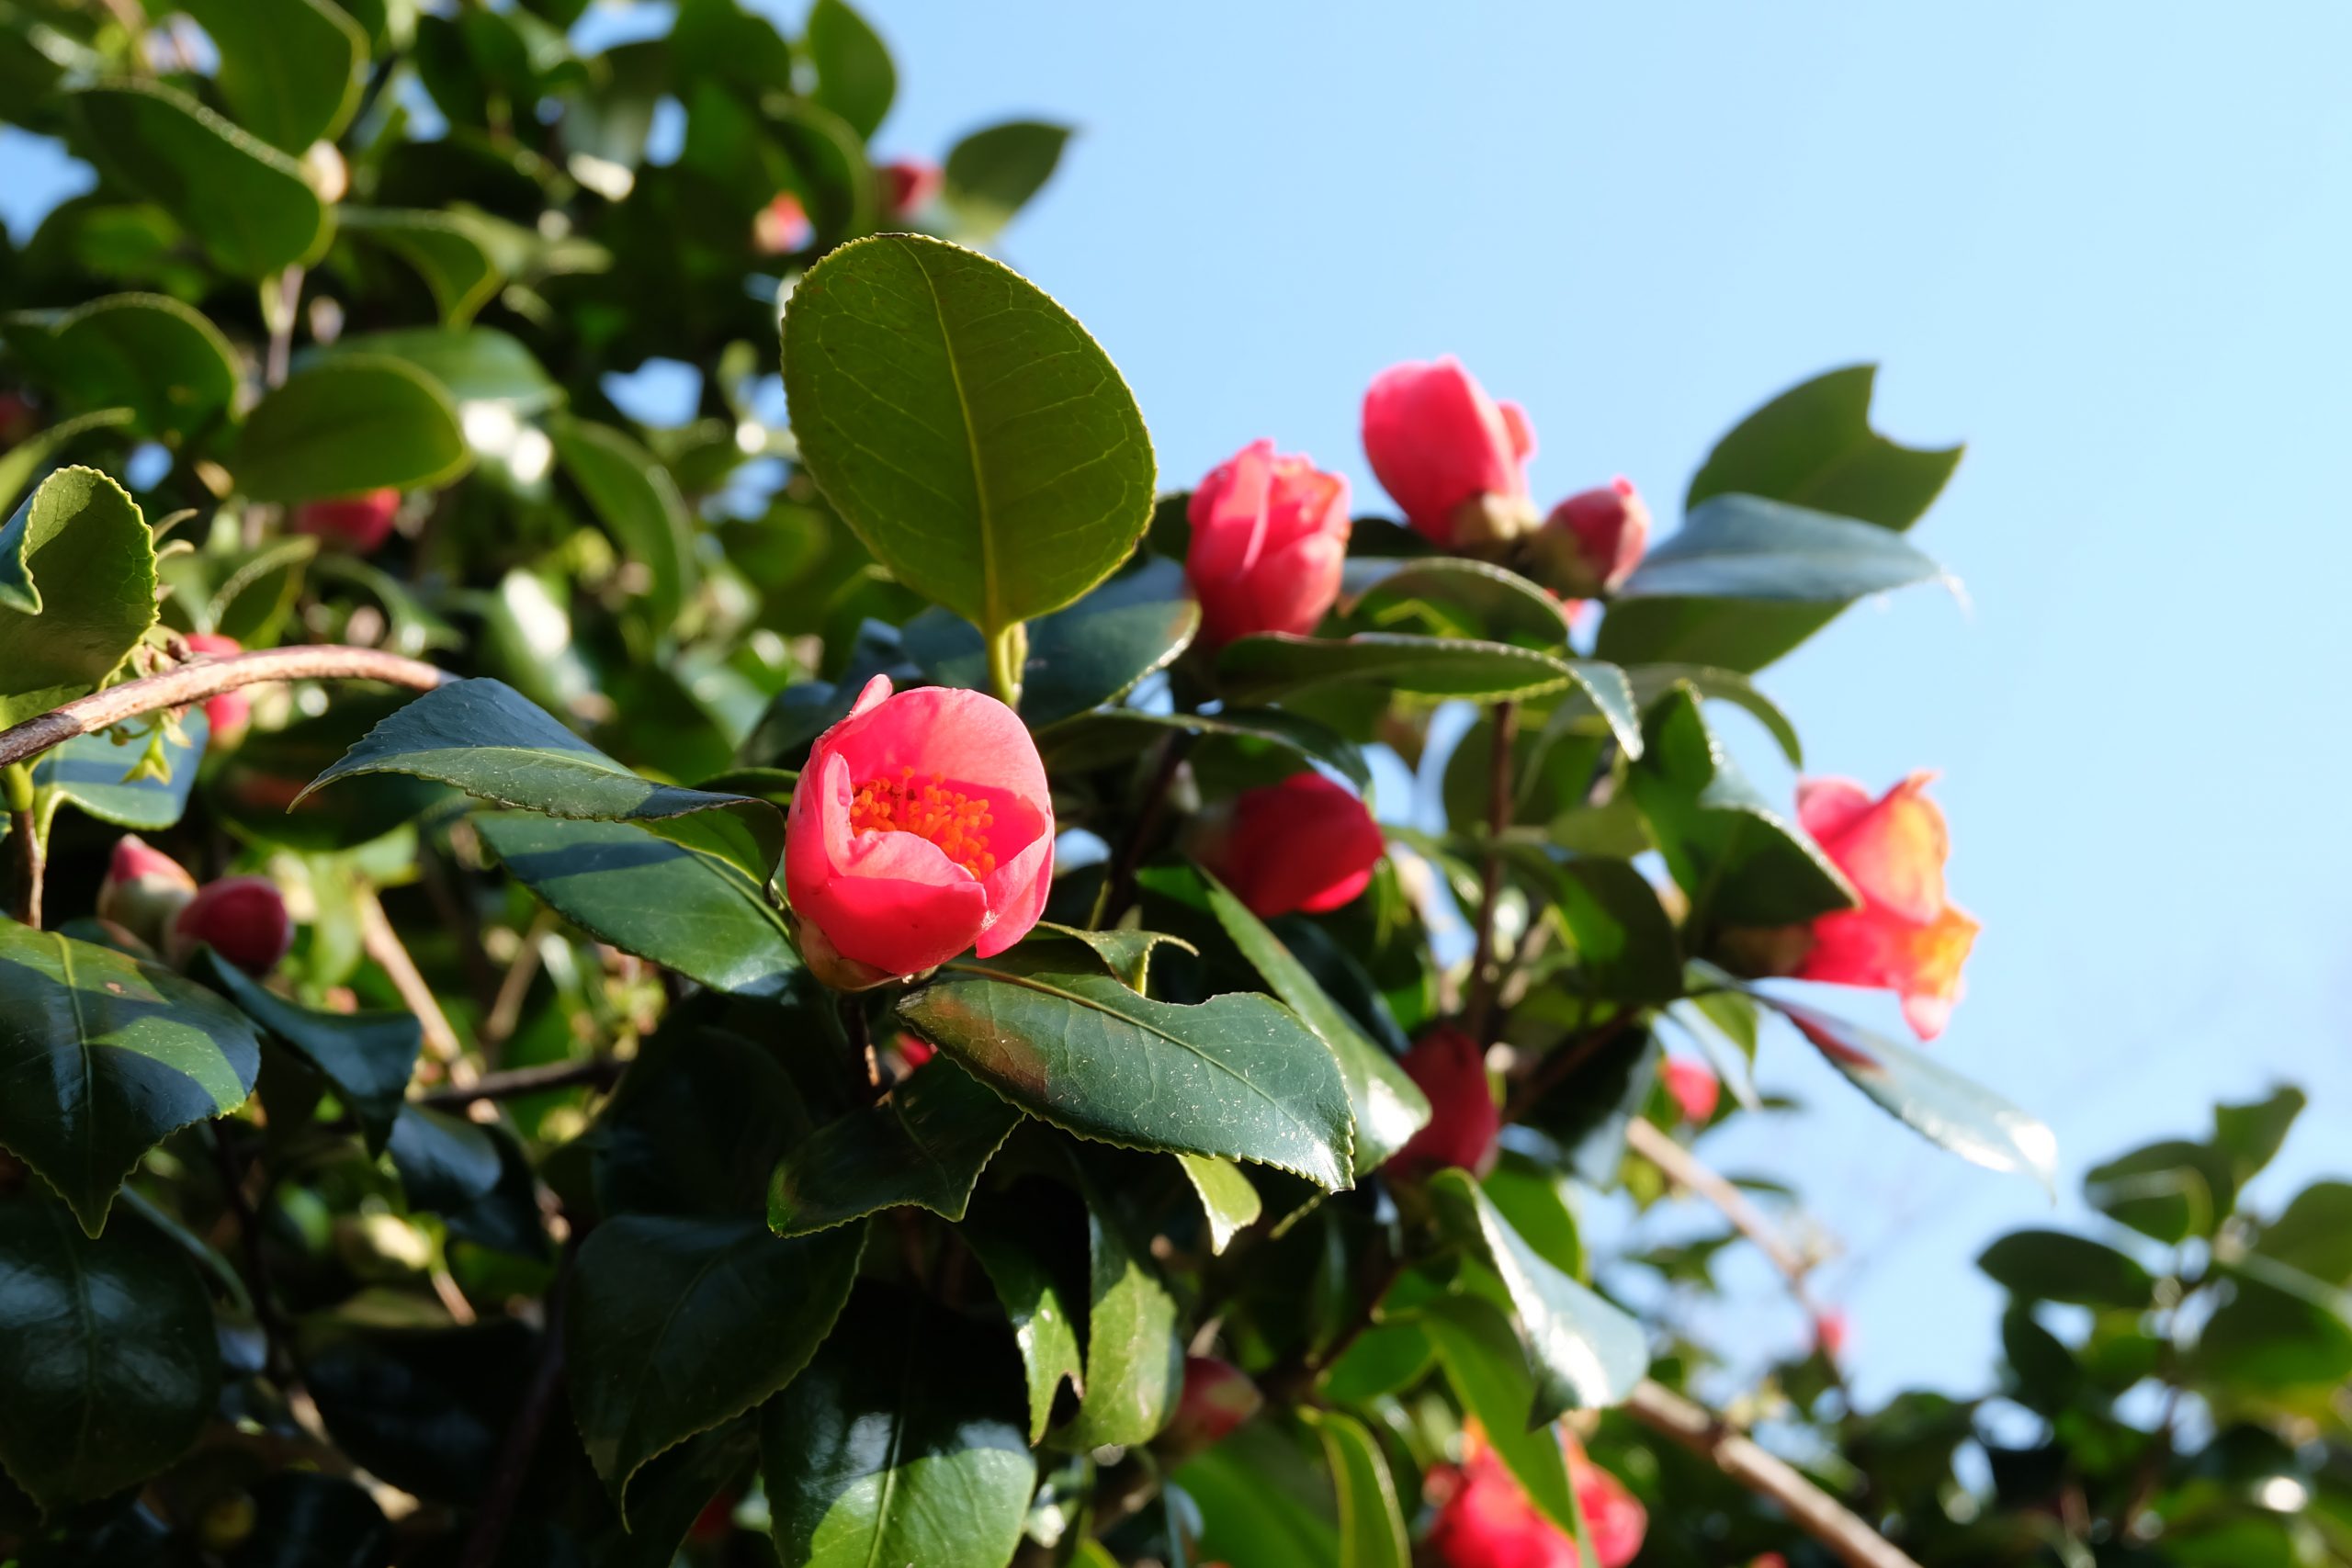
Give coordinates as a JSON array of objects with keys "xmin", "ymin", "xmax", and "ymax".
[
  {"xmin": 755, "ymin": 192, "xmax": 814, "ymax": 255},
  {"xmin": 1161, "ymin": 1356, "xmax": 1262, "ymax": 1453},
  {"xmin": 1426, "ymin": 1431, "xmax": 1646, "ymax": 1568},
  {"xmin": 182, "ymin": 632, "xmax": 249, "ymax": 743},
  {"xmin": 785, "ymin": 676, "xmax": 1055, "ymax": 984},
  {"xmin": 1535, "ymin": 478, "xmax": 1650, "ymax": 597},
  {"xmin": 1387, "ymin": 1026, "xmax": 1498, "ymax": 1179},
  {"xmin": 1196, "ymin": 772, "xmax": 1383, "ymax": 919},
  {"xmin": 169, "ymin": 875, "xmax": 294, "ymax": 976},
  {"xmin": 1793, "ymin": 773, "xmax": 1979, "ymax": 1040},
  {"xmin": 1814, "ymin": 1308, "xmax": 1850, "ymax": 1359},
  {"xmin": 879, "ymin": 159, "xmax": 942, "ymax": 220},
  {"xmin": 1183, "ymin": 439, "xmax": 1351, "ymax": 648},
  {"xmin": 1360, "ymin": 356, "xmax": 1537, "ymax": 547},
  {"xmin": 96, "ymin": 835, "xmax": 198, "ymax": 948},
  {"xmin": 292, "ymin": 488, "xmax": 400, "ymax": 554},
  {"xmin": 1661, "ymin": 1056, "xmax": 1720, "ymax": 1123}
]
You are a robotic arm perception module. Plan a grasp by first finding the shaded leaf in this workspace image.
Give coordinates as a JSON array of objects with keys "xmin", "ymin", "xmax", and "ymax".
[
  {"xmin": 959, "ymin": 1199, "xmax": 1086, "ymax": 1443},
  {"xmin": 1056, "ymin": 1154, "xmax": 1184, "ymax": 1450},
  {"xmin": 1341, "ymin": 555, "xmax": 1571, "ymax": 648},
  {"xmin": 1039, "ymin": 705, "xmax": 1371, "ymax": 792},
  {"xmin": 232, "ymin": 355, "xmax": 471, "ymax": 503},
  {"xmin": 1417, "ymin": 1296, "xmax": 1578, "ymax": 1531},
  {"xmin": 1977, "ymin": 1229, "xmax": 2155, "ymax": 1309},
  {"xmin": 1300, "ymin": 1408, "xmax": 1411, "ymax": 1568},
  {"xmin": 182, "ymin": 0, "xmax": 366, "ymax": 152},
  {"xmin": 1614, "ymin": 494, "xmax": 1947, "ymax": 604},
  {"xmin": 70, "ymin": 81, "xmax": 330, "ymax": 276},
  {"xmin": 767, "ymin": 1058, "xmax": 1023, "ymax": 1236},
  {"xmin": 804, "ymin": 0, "xmax": 894, "ymax": 140},
  {"xmin": 552, "ymin": 415, "xmax": 697, "ymax": 631},
  {"xmin": 1, "ymin": 292, "xmax": 239, "ymax": 441},
  {"xmin": 198, "ymin": 951, "xmax": 419, "ymax": 1156},
  {"xmin": 1218, "ymin": 631, "xmax": 1577, "ymax": 705},
  {"xmin": 338, "ymin": 208, "xmax": 503, "ymax": 325},
  {"xmin": 942, "ymin": 119, "xmax": 1072, "ymax": 241},
  {"xmin": 33, "ymin": 713, "xmax": 206, "ymax": 832}
]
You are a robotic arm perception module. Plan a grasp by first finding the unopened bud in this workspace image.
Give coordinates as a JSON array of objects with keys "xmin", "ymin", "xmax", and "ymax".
[
  {"xmin": 169, "ymin": 875, "xmax": 293, "ymax": 976},
  {"xmin": 96, "ymin": 835, "xmax": 198, "ymax": 949}
]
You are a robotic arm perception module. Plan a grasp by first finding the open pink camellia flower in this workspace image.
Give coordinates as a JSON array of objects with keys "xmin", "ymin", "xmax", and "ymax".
[
  {"xmin": 1361, "ymin": 355, "xmax": 1537, "ymax": 547},
  {"xmin": 1184, "ymin": 439, "xmax": 1351, "ymax": 647},
  {"xmin": 1388, "ymin": 1026, "xmax": 1498, "ymax": 1179},
  {"xmin": 785, "ymin": 675, "xmax": 1054, "ymax": 987},
  {"xmin": 1196, "ymin": 771, "xmax": 1382, "ymax": 919},
  {"xmin": 1795, "ymin": 772, "xmax": 1981, "ymax": 1040},
  {"xmin": 1662, "ymin": 1055, "xmax": 1721, "ymax": 1123},
  {"xmin": 1424, "ymin": 1428, "xmax": 1646, "ymax": 1568}
]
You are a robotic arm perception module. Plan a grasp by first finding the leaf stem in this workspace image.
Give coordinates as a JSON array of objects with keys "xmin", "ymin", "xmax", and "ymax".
[
  {"xmin": 988, "ymin": 619, "xmax": 1027, "ymax": 709},
  {"xmin": 416, "ymin": 1054, "xmax": 624, "ymax": 1108},
  {"xmin": 1095, "ymin": 730, "xmax": 1195, "ymax": 928},
  {"xmin": 262, "ymin": 266, "xmax": 303, "ymax": 389},
  {"xmin": 3, "ymin": 762, "xmax": 40, "ymax": 928},
  {"xmin": 1463, "ymin": 699, "xmax": 1518, "ymax": 1043}
]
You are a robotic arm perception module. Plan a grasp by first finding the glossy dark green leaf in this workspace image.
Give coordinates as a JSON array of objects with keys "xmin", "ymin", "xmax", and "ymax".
[
  {"xmin": 305, "ymin": 1322, "xmax": 537, "ymax": 1506},
  {"xmin": 1623, "ymin": 662, "xmax": 1802, "ymax": 765},
  {"xmin": 1541, "ymin": 853, "xmax": 1685, "ymax": 1005},
  {"xmin": 1300, "ymin": 1408, "xmax": 1411, "ymax": 1568},
  {"xmin": 70, "ymin": 81, "xmax": 331, "ymax": 276},
  {"xmin": 205, "ymin": 693, "xmax": 452, "ymax": 852},
  {"xmin": 232, "ymin": 356, "xmax": 471, "ymax": 504},
  {"xmin": 942, "ymin": 119, "xmax": 1072, "ymax": 241},
  {"xmin": 1977, "ymin": 1229, "xmax": 2155, "ymax": 1309},
  {"xmin": 181, "ymin": 0, "xmax": 367, "ymax": 151},
  {"xmin": 1482, "ymin": 1152, "xmax": 1584, "ymax": 1280},
  {"xmin": 591, "ymin": 1000, "xmax": 817, "ymax": 1218},
  {"xmin": 386, "ymin": 1106, "xmax": 544, "ymax": 1258},
  {"xmin": 903, "ymin": 555, "xmax": 1200, "ymax": 727},
  {"xmin": 552, "ymin": 415, "xmax": 697, "ymax": 631},
  {"xmin": 479, "ymin": 814, "xmax": 799, "ymax": 998},
  {"xmin": 1775, "ymin": 998, "xmax": 2056, "ymax": 1192},
  {"xmin": 899, "ymin": 957, "xmax": 1355, "ymax": 1190},
  {"xmin": 770, "ymin": 95, "xmax": 877, "ymax": 253},
  {"xmin": 1342, "ymin": 556, "xmax": 1571, "ymax": 648},
  {"xmin": 1032, "ymin": 921, "xmax": 1196, "ymax": 992},
  {"xmin": 1201, "ymin": 871, "xmax": 1428, "ymax": 1176},
  {"xmin": 1057, "ymin": 1156, "xmax": 1184, "ymax": 1450},
  {"xmin": 1178, "ymin": 1153, "xmax": 1263, "ymax": 1254},
  {"xmin": 1039, "ymin": 705, "xmax": 1371, "ymax": 791},
  {"xmin": 761, "ymin": 1283, "xmax": 1035, "ymax": 1568},
  {"xmin": 959, "ymin": 1201, "xmax": 1086, "ymax": 1443},
  {"xmin": 0, "ymin": 919, "xmax": 261, "ymax": 1235},
  {"xmin": 782, "ymin": 233, "xmax": 1156, "ymax": 642},
  {"xmin": 598, "ymin": 1422, "xmax": 759, "ymax": 1568},
  {"xmin": 568, "ymin": 1213, "xmax": 865, "ymax": 1513},
  {"xmin": 0, "ymin": 466, "xmax": 159, "ymax": 728},
  {"xmin": 0, "ymin": 293, "xmax": 239, "ymax": 441},
  {"xmin": 307, "ymin": 679, "xmax": 782, "ymax": 884},
  {"xmin": 0, "ymin": 1196, "xmax": 220, "ymax": 1512},
  {"xmin": 1614, "ymin": 495, "xmax": 1947, "ymax": 604},
  {"xmin": 1518, "ymin": 1023, "xmax": 1657, "ymax": 1188},
  {"xmin": 2083, "ymin": 1137, "xmax": 2235, "ymax": 1245},
  {"xmin": 1317, "ymin": 1321, "xmax": 1434, "ymax": 1405},
  {"xmin": 804, "ymin": 0, "xmax": 894, "ymax": 140},
  {"xmin": 767, "ymin": 1058, "xmax": 1022, "ymax": 1236},
  {"xmin": 1178, "ymin": 1422, "xmax": 1342, "ymax": 1568},
  {"xmin": 33, "ymin": 713, "xmax": 206, "ymax": 831},
  {"xmin": 206, "ymin": 535, "xmax": 318, "ymax": 645},
  {"xmin": 2256, "ymin": 1180, "xmax": 2352, "ymax": 1287},
  {"xmin": 1427, "ymin": 1169, "xmax": 1647, "ymax": 1422},
  {"xmin": 196, "ymin": 951, "xmax": 419, "ymax": 1156},
  {"xmin": 1626, "ymin": 686, "xmax": 1854, "ymax": 928},
  {"xmin": 1218, "ymin": 631, "xmax": 1578, "ymax": 705},
  {"xmin": 338, "ymin": 208, "xmax": 503, "ymax": 325},
  {"xmin": 1417, "ymin": 1296, "xmax": 1577, "ymax": 1530},
  {"xmin": 2193, "ymin": 1256, "xmax": 2352, "ymax": 1395}
]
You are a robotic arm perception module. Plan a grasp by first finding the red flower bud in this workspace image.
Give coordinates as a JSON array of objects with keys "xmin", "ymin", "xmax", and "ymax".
[
  {"xmin": 755, "ymin": 192, "xmax": 814, "ymax": 255},
  {"xmin": 1813, "ymin": 1308, "xmax": 1849, "ymax": 1359},
  {"xmin": 1426, "ymin": 1432, "xmax": 1646, "ymax": 1568},
  {"xmin": 182, "ymin": 632, "xmax": 250, "ymax": 743},
  {"xmin": 1387, "ymin": 1026, "xmax": 1498, "ymax": 1179},
  {"xmin": 292, "ymin": 488, "xmax": 400, "ymax": 554},
  {"xmin": 1196, "ymin": 772, "xmax": 1383, "ymax": 919},
  {"xmin": 1661, "ymin": 1056, "xmax": 1720, "ymax": 1123},
  {"xmin": 1534, "ymin": 478, "xmax": 1650, "ymax": 597},
  {"xmin": 785, "ymin": 676, "xmax": 1055, "ymax": 984},
  {"xmin": 169, "ymin": 875, "xmax": 293, "ymax": 976},
  {"xmin": 1184, "ymin": 439, "xmax": 1351, "ymax": 648},
  {"xmin": 879, "ymin": 158, "xmax": 942, "ymax": 220},
  {"xmin": 1361, "ymin": 356, "xmax": 1537, "ymax": 547},
  {"xmin": 1793, "ymin": 773, "xmax": 1979, "ymax": 1040},
  {"xmin": 96, "ymin": 835, "xmax": 198, "ymax": 949},
  {"xmin": 1161, "ymin": 1355, "xmax": 1261, "ymax": 1452},
  {"xmin": 897, "ymin": 1034, "xmax": 937, "ymax": 1070}
]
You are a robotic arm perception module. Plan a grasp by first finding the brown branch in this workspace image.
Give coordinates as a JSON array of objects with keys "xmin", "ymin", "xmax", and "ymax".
[
  {"xmin": 417, "ymin": 1055, "xmax": 625, "ymax": 1108},
  {"xmin": 1623, "ymin": 1380, "xmax": 1920, "ymax": 1568},
  {"xmin": 1624, "ymin": 1118, "xmax": 1814, "ymax": 1292},
  {"xmin": 358, "ymin": 886, "xmax": 473, "ymax": 1087},
  {"xmin": 1462, "ymin": 699, "xmax": 1517, "ymax": 1043},
  {"xmin": 4, "ymin": 764, "xmax": 40, "ymax": 927},
  {"xmin": 480, "ymin": 907, "xmax": 559, "ymax": 1059},
  {"xmin": 0, "ymin": 646, "xmax": 449, "ymax": 771}
]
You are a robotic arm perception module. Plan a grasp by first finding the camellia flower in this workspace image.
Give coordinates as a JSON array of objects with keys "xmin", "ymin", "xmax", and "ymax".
[
  {"xmin": 1161, "ymin": 1355, "xmax": 1263, "ymax": 1454},
  {"xmin": 1661, "ymin": 1056, "xmax": 1720, "ymax": 1123},
  {"xmin": 1531, "ymin": 477, "xmax": 1650, "ymax": 598},
  {"xmin": 293, "ymin": 488, "xmax": 400, "ymax": 553},
  {"xmin": 96, "ymin": 836, "xmax": 198, "ymax": 949},
  {"xmin": 1424, "ymin": 1428, "xmax": 1646, "ymax": 1568},
  {"xmin": 168, "ymin": 875, "xmax": 294, "ymax": 975},
  {"xmin": 1361, "ymin": 355, "xmax": 1537, "ymax": 547},
  {"xmin": 879, "ymin": 158, "xmax": 942, "ymax": 219},
  {"xmin": 1795, "ymin": 773, "xmax": 1981, "ymax": 1040},
  {"xmin": 1388, "ymin": 1026, "xmax": 1498, "ymax": 1179},
  {"xmin": 1196, "ymin": 772, "xmax": 1382, "ymax": 919},
  {"xmin": 182, "ymin": 632, "xmax": 250, "ymax": 743},
  {"xmin": 1814, "ymin": 1308, "xmax": 1850, "ymax": 1359},
  {"xmin": 785, "ymin": 676, "xmax": 1054, "ymax": 987},
  {"xmin": 755, "ymin": 191, "xmax": 814, "ymax": 254},
  {"xmin": 1184, "ymin": 438, "xmax": 1351, "ymax": 647}
]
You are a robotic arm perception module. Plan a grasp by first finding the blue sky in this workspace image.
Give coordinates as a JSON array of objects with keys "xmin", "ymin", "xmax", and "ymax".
[{"xmin": 7, "ymin": 1, "xmax": 2349, "ymax": 1404}]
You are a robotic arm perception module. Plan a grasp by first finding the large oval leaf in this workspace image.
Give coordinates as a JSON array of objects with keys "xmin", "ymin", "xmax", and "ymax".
[
  {"xmin": 0, "ymin": 1197, "xmax": 220, "ymax": 1511},
  {"xmin": 0, "ymin": 293, "xmax": 239, "ymax": 441},
  {"xmin": 1055, "ymin": 1152, "xmax": 1183, "ymax": 1452},
  {"xmin": 1038, "ymin": 705, "xmax": 1371, "ymax": 792},
  {"xmin": 899, "ymin": 957, "xmax": 1355, "ymax": 1190},
  {"xmin": 804, "ymin": 0, "xmax": 895, "ymax": 140},
  {"xmin": 782, "ymin": 233, "xmax": 1156, "ymax": 640},
  {"xmin": 550, "ymin": 415, "xmax": 697, "ymax": 631},
  {"xmin": 959, "ymin": 1201, "xmax": 1086, "ymax": 1444},
  {"xmin": 181, "ymin": 0, "xmax": 367, "ymax": 152},
  {"xmin": 338, "ymin": 209, "xmax": 503, "ymax": 325},
  {"xmin": 197, "ymin": 950, "xmax": 419, "ymax": 1156},
  {"xmin": 1300, "ymin": 1408, "xmax": 1412, "ymax": 1568},
  {"xmin": 767, "ymin": 1058, "xmax": 1023, "ymax": 1236},
  {"xmin": 0, "ymin": 919, "xmax": 260, "ymax": 1234},
  {"xmin": 0, "ymin": 467, "xmax": 159, "ymax": 729},
  {"xmin": 761, "ymin": 1282, "xmax": 1035, "ymax": 1568},
  {"xmin": 1612, "ymin": 494, "xmax": 1949, "ymax": 604},
  {"xmin": 1217, "ymin": 632, "xmax": 1577, "ymax": 705},
  {"xmin": 232, "ymin": 356, "xmax": 471, "ymax": 504},
  {"xmin": 942, "ymin": 119, "xmax": 1072, "ymax": 242}
]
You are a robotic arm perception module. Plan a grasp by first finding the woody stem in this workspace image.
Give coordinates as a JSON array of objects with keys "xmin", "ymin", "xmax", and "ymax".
[{"xmin": 1463, "ymin": 698, "xmax": 1517, "ymax": 1042}]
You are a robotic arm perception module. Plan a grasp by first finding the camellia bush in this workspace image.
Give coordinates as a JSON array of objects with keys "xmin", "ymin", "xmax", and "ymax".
[{"xmin": 3, "ymin": 3, "xmax": 2347, "ymax": 1567}]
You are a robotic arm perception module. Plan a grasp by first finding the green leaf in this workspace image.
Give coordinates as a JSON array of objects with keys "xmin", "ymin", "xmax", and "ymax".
[
  {"xmin": 0, "ymin": 408, "xmax": 136, "ymax": 518},
  {"xmin": 1626, "ymin": 685, "xmax": 1855, "ymax": 928},
  {"xmin": 0, "ymin": 919, "xmax": 261, "ymax": 1235},
  {"xmin": 591, "ymin": 998, "xmax": 815, "ymax": 1218},
  {"xmin": 1341, "ymin": 556, "xmax": 1573, "ymax": 648},
  {"xmin": 804, "ymin": 0, "xmax": 895, "ymax": 141},
  {"xmin": 180, "ymin": 0, "xmax": 366, "ymax": 152},
  {"xmin": 1057, "ymin": 1156, "xmax": 1184, "ymax": 1450},
  {"xmin": 903, "ymin": 555, "xmax": 1200, "ymax": 727},
  {"xmin": 33, "ymin": 714, "xmax": 206, "ymax": 831},
  {"xmin": 1219, "ymin": 631, "xmax": 1581, "ymax": 704},
  {"xmin": 1426, "ymin": 1168, "xmax": 1647, "ymax": 1423},
  {"xmin": 1482, "ymin": 1152, "xmax": 1584, "ymax": 1280},
  {"xmin": 1317, "ymin": 1321, "xmax": 1433, "ymax": 1405},
  {"xmin": 597, "ymin": 1424, "xmax": 757, "ymax": 1568},
  {"xmin": 1300, "ymin": 1409, "xmax": 1411, "ymax": 1568},
  {"xmin": 2212, "ymin": 1085, "xmax": 2304, "ymax": 1185},
  {"xmin": 196, "ymin": 951, "xmax": 419, "ymax": 1156},
  {"xmin": 205, "ymin": 693, "xmax": 452, "ymax": 852},
  {"xmin": 1598, "ymin": 364, "xmax": 1961, "ymax": 671},
  {"xmin": 1, "ymin": 293, "xmax": 239, "ymax": 442},
  {"xmin": 781, "ymin": 233, "xmax": 1156, "ymax": 644},
  {"xmin": 0, "ymin": 1196, "xmax": 220, "ymax": 1512},
  {"xmin": 899, "ymin": 957, "xmax": 1356, "ymax": 1190},
  {"xmin": 304, "ymin": 1322, "xmax": 539, "ymax": 1505},
  {"xmin": 1032, "ymin": 921, "xmax": 1196, "ymax": 992},
  {"xmin": 942, "ymin": 119, "xmax": 1072, "ymax": 241},
  {"xmin": 1771, "ymin": 997, "xmax": 2057, "ymax": 1192},
  {"xmin": 338, "ymin": 209, "xmax": 503, "ymax": 325},
  {"xmin": 552, "ymin": 415, "xmax": 698, "ymax": 632},
  {"xmin": 1417, "ymin": 1296, "xmax": 1578, "ymax": 1531},
  {"xmin": 959, "ymin": 1203, "xmax": 1086, "ymax": 1443},
  {"xmin": 2083, "ymin": 1138, "xmax": 2235, "ymax": 1245},
  {"xmin": 305, "ymin": 679, "xmax": 782, "ymax": 885},
  {"xmin": 313, "ymin": 326, "xmax": 562, "ymax": 414},
  {"xmin": 761, "ymin": 1282, "xmax": 1035, "ymax": 1568},
  {"xmin": 2192, "ymin": 1255, "xmax": 2352, "ymax": 1397},
  {"xmin": 0, "ymin": 467, "xmax": 159, "ymax": 729},
  {"xmin": 1623, "ymin": 663, "xmax": 1802, "ymax": 765},
  {"xmin": 766, "ymin": 1058, "xmax": 1023, "ymax": 1236},
  {"xmin": 232, "ymin": 355, "xmax": 471, "ymax": 504},
  {"xmin": 1201, "ymin": 871, "xmax": 1429, "ymax": 1176},
  {"xmin": 1177, "ymin": 1423, "xmax": 1342, "ymax": 1568},
  {"xmin": 1538, "ymin": 853, "xmax": 1685, "ymax": 1005},
  {"xmin": 1614, "ymin": 495, "xmax": 1948, "ymax": 604},
  {"xmin": 1977, "ymin": 1229, "xmax": 2155, "ymax": 1309},
  {"xmin": 387, "ymin": 1107, "xmax": 545, "ymax": 1258},
  {"xmin": 70, "ymin": 81, "xmax": 331, "ymax": 277},
  {"xmin": 478, "ymin": 814, "xmax": 799, "ymax": 998},
  {"xmin": 2256, "ymin": 1180, "xmax": 2352, "ymax": 1288},
  {"xmin": 1178, "ymin": 1153, "xmax": 1263, "ymax": 1254},
  {"xmin": 1039, "ymin": 706, "xmax": 1372, "ymax": 792},
  {"xmin": 568, "ymin": 1213, "xmax": 865, "ymax": 1515}
]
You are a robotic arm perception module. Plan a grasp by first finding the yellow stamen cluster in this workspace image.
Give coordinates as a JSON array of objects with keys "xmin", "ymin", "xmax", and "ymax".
[{"xmin": 850, "ymin": 766, "xmax": 998, "ymax": 875}]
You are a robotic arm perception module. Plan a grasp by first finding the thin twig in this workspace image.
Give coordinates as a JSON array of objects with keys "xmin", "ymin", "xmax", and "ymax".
[
  {"xmin": 4, "ymin": 763, "xmax": 40, "ymax": 927},
  {"xmin": 1096, "ymin": 730, "xmax": 1196, "ymax": 928},
  {"xmin": 357, "ymin": 886, "xmax": 474, "ymax": 1087},
  {"xmin": 416, "ymin": 1055, "xmax": 623, "ymax": 1108},
  {"xmin": 1624, "ymin": 1118, "xmax": 1813, "ymax": 1292},
  {"xmin": 1623, "ymin": 1380, "xmax": 1921, "ymax": 1568},
  {"xmin": 1463, "ymin": 700, "xmax": 1518, "ymax": 1043},
  {"xmin": 264, "ymin": 266, "xmax": 302, "ymax": 389},
  {"xmin": 481, "ymin": 906, "xmax": 559, "ymax": 1059},
  {"xmin": 454, "ymin": 1240, "xmax": 576, "ymax": 1568},
  {"xmin": 0, "ymin": 646, "xmax": 448, "ymax": 771}
]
